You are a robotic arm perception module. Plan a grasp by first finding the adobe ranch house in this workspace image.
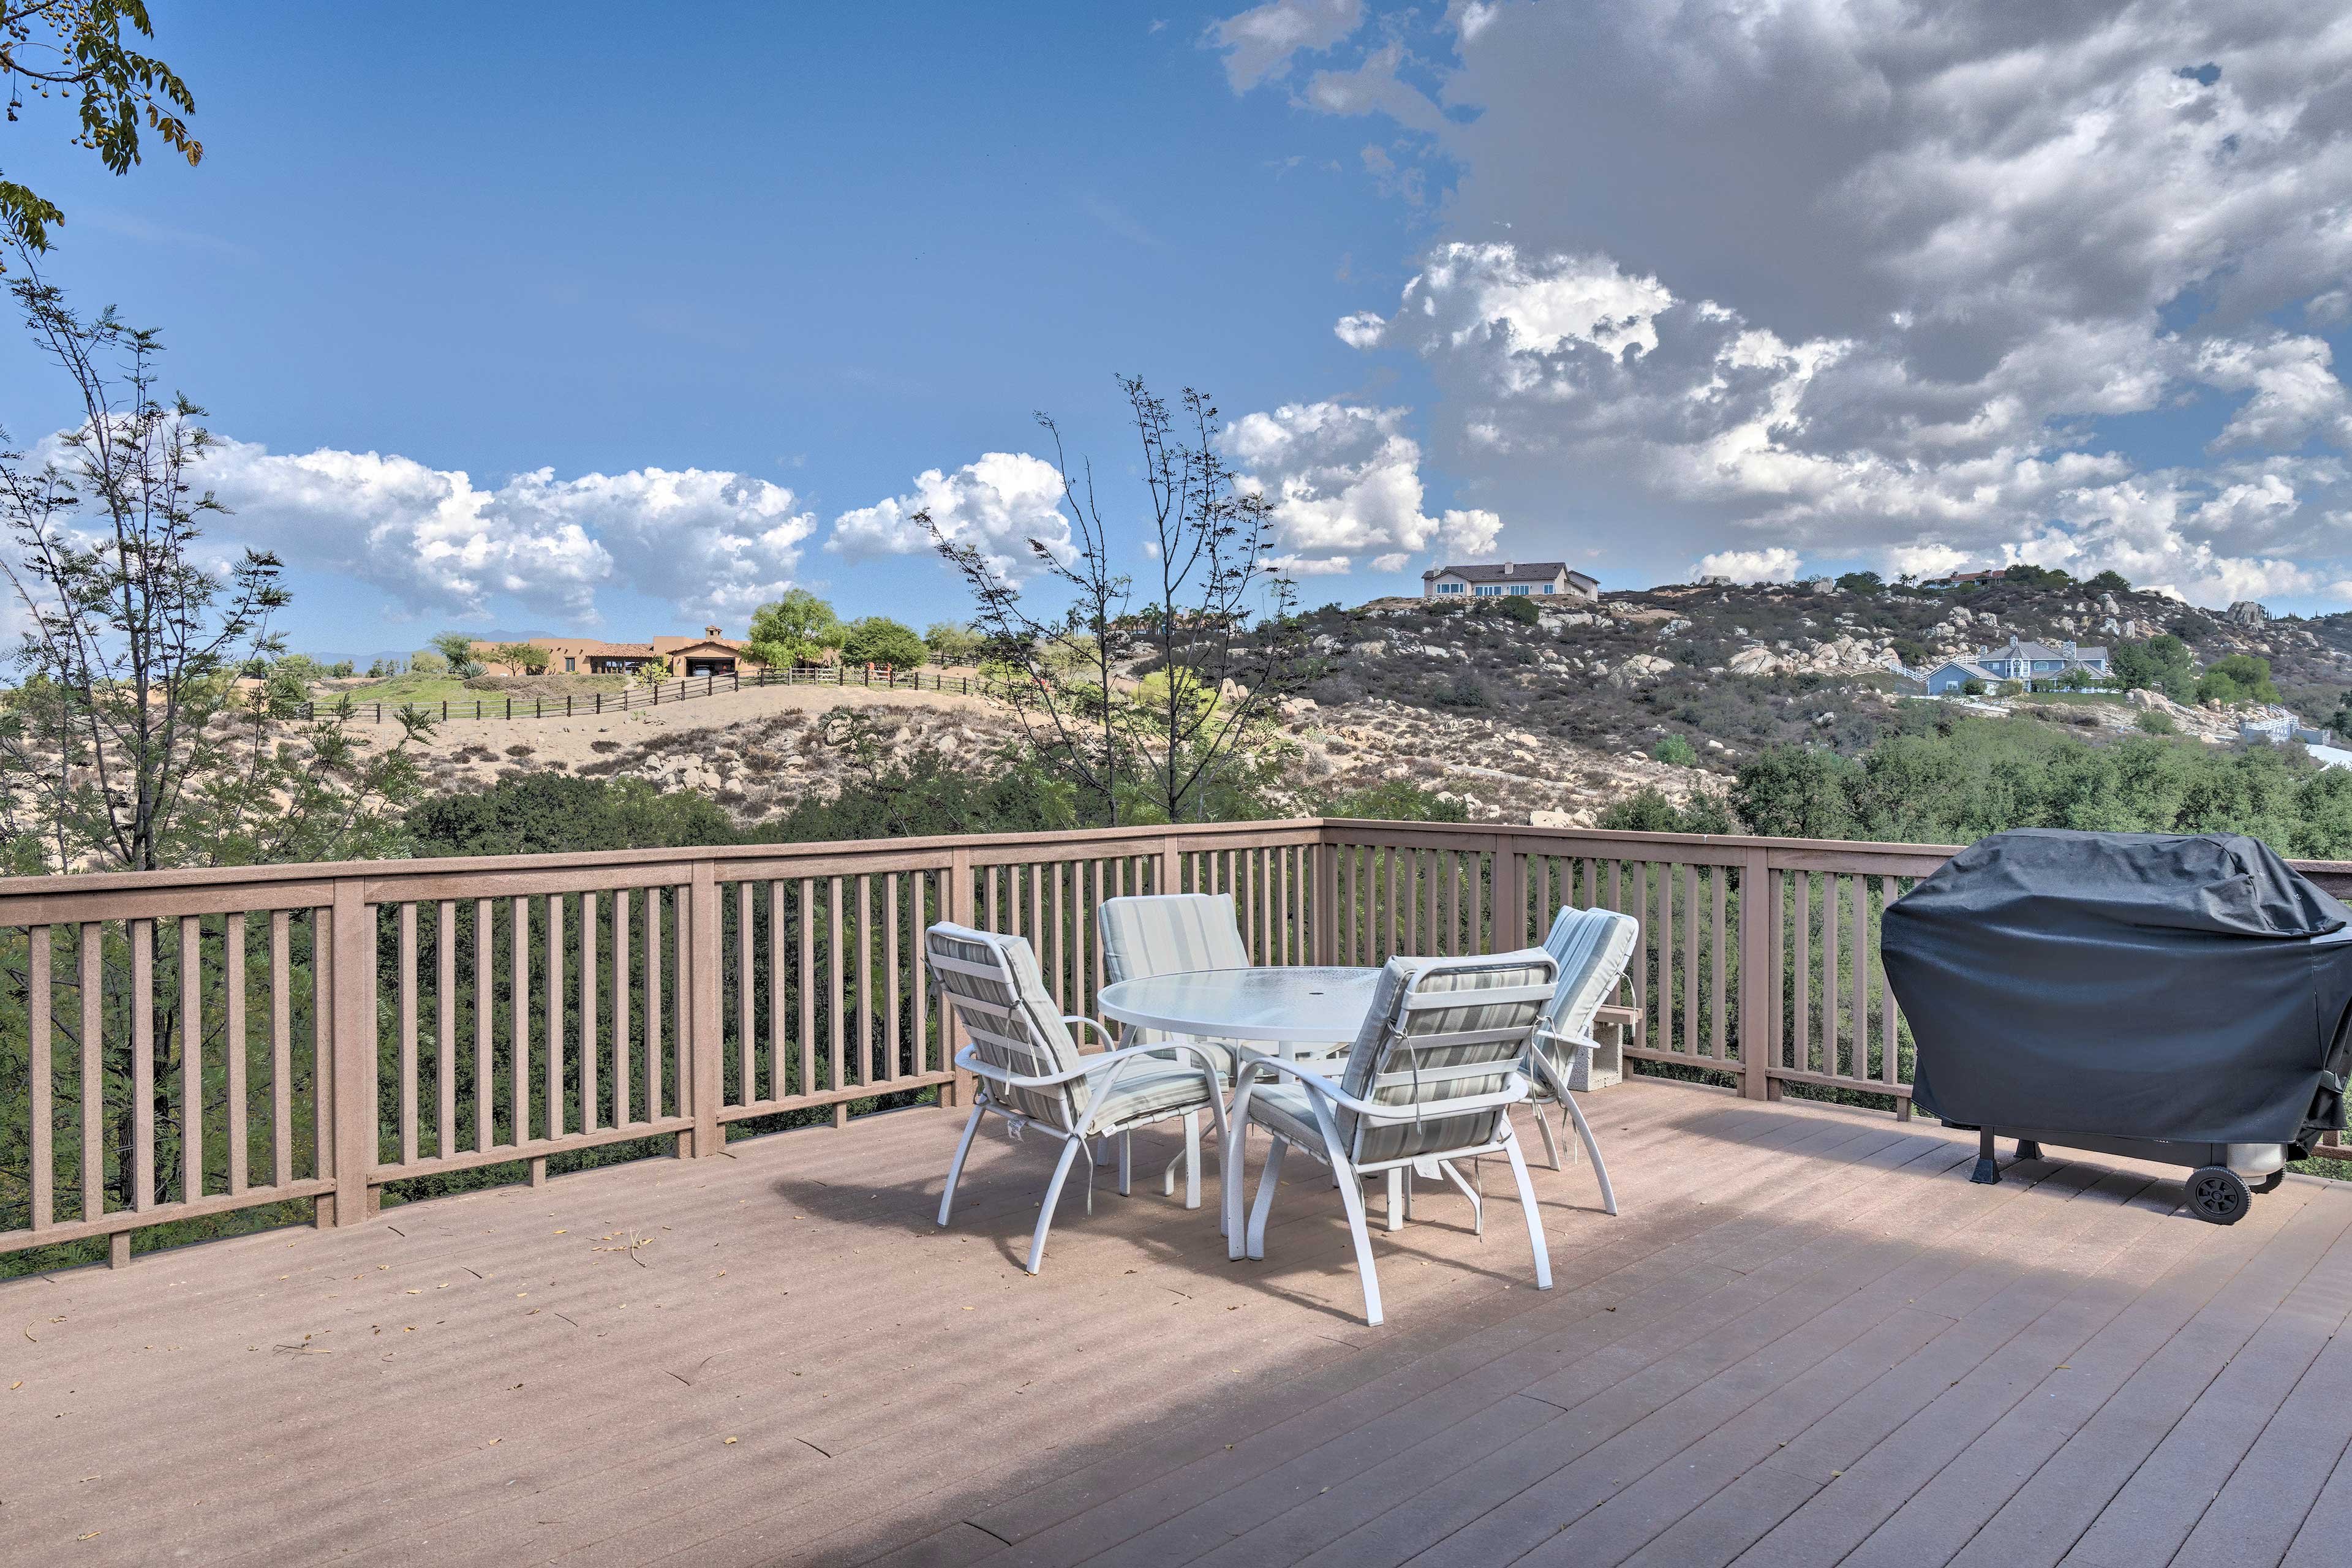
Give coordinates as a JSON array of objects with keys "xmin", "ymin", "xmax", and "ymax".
[
  {"xmin": 1924, "ymin": 635, "xmax": 2110, "ymax": 694},
  {"xmin": 1422, "ymin": 560, "xmax": 1601, "ymax": 601},
  {"xmin": 473, "ymin": 626, "xmax": 752, "ymax": 678}
]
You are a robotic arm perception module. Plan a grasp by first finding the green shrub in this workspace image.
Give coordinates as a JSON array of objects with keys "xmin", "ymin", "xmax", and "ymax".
[
  {"xmin": 1319, "ymin": 778, "xmax": 1469, "ymax": 823},
  {"xmin": 2195, "ymin": 653, "xmax": 2280, "ymax": 706},
  {"xmin": 1491, "ymin": 594, "xmax": 1542, "ymax": 625},
  {"xmin": 1653, "ymin": 734, "xmax": 1699, "ymax": 766},
  {"xmin": 922, "ymin": 621, "xmax": 984, "ymax": 665},
  {"xmin": 2086, "ymin": 569, "xmax": 2131, "ymax": 593},
  {"xmin": 1836, "ymin": 570, "xmax": 1884, "ymax": 597},
  {"xmin": 2136, "ymin": 709, "xmax": 2176, "ymax": 734},
  {"xmin": 1596, "ymin": 787, "xmax": 1736, "ymax": 834}
]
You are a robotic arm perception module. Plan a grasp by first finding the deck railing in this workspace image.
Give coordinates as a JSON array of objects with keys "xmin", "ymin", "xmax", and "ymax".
[{"xmin": 6, "ymin": 819, "xmax": 2348, "ymax": 1265}]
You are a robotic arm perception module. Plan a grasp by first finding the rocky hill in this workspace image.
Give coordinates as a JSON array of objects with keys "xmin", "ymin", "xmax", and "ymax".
[{"xmin": 359, "ymin": 575, "xmax": 2352, "ymax": 832}]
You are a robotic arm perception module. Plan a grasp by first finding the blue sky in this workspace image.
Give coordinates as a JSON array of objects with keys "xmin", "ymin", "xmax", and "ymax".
[{"xmin": 6, "ymin": 1, "xmax": 2351, "ymax": 655}]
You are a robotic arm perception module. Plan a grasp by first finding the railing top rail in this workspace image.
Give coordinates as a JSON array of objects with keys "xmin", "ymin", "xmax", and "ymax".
[{"xmin": 0, "ymin": 816, "xmax": 1329, "ymax": 909}]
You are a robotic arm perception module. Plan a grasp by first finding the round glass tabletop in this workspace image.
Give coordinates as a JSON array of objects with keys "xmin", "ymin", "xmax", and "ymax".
[{"xmin": 1095, "ymin": 966, "xmax": 1382, "ymax": 1044}]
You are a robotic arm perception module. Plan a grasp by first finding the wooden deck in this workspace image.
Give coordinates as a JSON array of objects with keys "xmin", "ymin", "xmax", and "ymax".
[{"xmin": 7, "ymin": 1079, "xmax": 2352, "ymax": 1568}]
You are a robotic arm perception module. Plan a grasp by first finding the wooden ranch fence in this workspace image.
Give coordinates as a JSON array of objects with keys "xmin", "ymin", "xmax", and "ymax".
[
  {"xmin": 300, "ymin": 664, "xmax": 1002, "ymax": 726},
  {"xmin": 5, "ymin": 820, "xmax": 2348, "ymax": 1265}
]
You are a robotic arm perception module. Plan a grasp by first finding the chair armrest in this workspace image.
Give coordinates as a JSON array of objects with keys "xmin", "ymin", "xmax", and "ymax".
[
  {"xmin": 955, "ymin": 1039, "xmax": 1225, "ymax": 1090},
  {"xmin": 1063, "ymin": 1015, "xmax": 1118, "ymax": 1052}
]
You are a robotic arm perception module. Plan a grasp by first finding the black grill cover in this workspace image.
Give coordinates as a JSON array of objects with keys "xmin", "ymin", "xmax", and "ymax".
[{"xmin": 1881, "ymin": 829, "xmax": 2352, "ymax": 1148}]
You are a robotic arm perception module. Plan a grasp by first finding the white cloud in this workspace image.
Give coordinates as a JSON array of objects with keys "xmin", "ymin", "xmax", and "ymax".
[
  {"xmin": 827, "ymin": 452, "xmax": 1072, "ymax": 580},
  {"xmin": 1370, "ymin": 551, "xmax": 1411, "ymax": 571},
  {"xmin": 1694, "ymin": 547, "xmax": 1803, "ymax": 584},
  {"xmin": 1222, "ymin": 402, "xmax": 1509, "ymax": 576},
  {"xmin": 168, "ymin": 439, "xmax": 819, "ymax": 625},
  {"xmin": 1205, "ymin": 0, "xmax": 1363, "ymax": 90},
  {"xmin": 1238, "ymin": 1, "xmax": 2352, "ymax": 606}
]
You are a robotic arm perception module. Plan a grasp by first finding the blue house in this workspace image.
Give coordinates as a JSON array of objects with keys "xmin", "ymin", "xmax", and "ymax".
[{"xmin": 1925, "ymin": 635, "xmax": 2109, "ymax": 694}]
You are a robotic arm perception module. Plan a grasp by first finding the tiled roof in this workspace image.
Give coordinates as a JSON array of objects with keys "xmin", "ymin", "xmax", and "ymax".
[{"xmin": 1421, "ymin": 561, "xmax": 1593, "ymax": 584}]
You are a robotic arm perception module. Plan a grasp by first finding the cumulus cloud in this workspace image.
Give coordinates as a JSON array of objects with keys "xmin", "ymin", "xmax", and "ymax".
[
  {"xmin": 827, "ymin": 452, "xmax": 1072, "ymax": 579},
  {"xmin": 1694, "ymin": 547, "xmax": 1803, "ymax": 584},
  {"xmin": 1221, "ymin": 402, "xmax": 1508, "ymax": 575},
  {"xmin": 183, "ymin": 437, "xmax": 816, "ymax": 623},
  {"xmin": 1224, "ymin": 0, "xmax": 2352, "ymax": 605},
  {"xmin": 1205, "ymin": 0, "xmax": 1362, "ymax": 90}
]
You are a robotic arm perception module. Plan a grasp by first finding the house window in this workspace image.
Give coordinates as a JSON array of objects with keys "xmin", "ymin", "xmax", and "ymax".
[
  {"xmin": 1436, "ymin": 581, "xmax": 1464, "ymax": 594},
  {"xmin": 1538, "ymin": 584, "xmax": 1553, "ymax": 593},
  {"xmin": 565, "ymin": 657, "xmax": 576, "ymax": 673},
  {"xmin": 1474, "ymin": 584, "xmax": 1502, "ymax": 597},
  {"xmin": 1507, "ymin": 584, "xmax": 1530, "ymax": 595}
]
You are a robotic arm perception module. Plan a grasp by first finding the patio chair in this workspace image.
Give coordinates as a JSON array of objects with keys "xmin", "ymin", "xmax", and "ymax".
[
  {"xmin": 1225, "ymin": 949, "xmax": 1558, "ymax": 1326},
  {"xmin": 1526, "ymin": 905, "xmax": 1638, "ymax": 1215},
  {"xmin": 1097, "ymin": 893, "xmax": 1253, "ymax": 1208},
  {"xmin": 925, "ymin": 921, "xmax": 1228, "ymax": 1275}
]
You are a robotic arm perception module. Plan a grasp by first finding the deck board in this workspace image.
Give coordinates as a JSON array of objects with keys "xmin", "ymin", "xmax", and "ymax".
[{"xmin": 4, "ymin": 1080, "xmax": 2350, "ymax": 1568}]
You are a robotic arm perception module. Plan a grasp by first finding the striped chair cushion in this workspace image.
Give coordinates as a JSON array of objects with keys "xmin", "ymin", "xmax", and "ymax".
[
  {"xmin": 1097, "ymin": 893, "xmax": 1256, "ymax": 1075},
  {"xmin": 925, "ymin": 922, "xmax": 1088, "ymax": 1129},
  {"xmin": 1536, "ymin": 907, "xmax": 1639, "ymax": 1083},
  {"xmin": 1332, "ymin": 951, "xmax": 1556, "ymax": 1165}
]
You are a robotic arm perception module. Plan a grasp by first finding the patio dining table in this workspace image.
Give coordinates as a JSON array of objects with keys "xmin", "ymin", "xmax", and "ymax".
[{"xmin": 1097, "ymin": 965, "xmax": 1433, "ymax": 1231}]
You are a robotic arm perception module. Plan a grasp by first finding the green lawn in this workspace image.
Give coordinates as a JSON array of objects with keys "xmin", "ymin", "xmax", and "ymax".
[{"xmin": 333, "ymin": 671, "xmax": 630, "ymax": 707}]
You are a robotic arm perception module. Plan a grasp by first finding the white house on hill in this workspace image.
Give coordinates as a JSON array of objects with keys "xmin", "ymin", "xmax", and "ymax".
[{"xmin": 1422, "ymin": 561, "xmax": 1599, "ymax": 602}]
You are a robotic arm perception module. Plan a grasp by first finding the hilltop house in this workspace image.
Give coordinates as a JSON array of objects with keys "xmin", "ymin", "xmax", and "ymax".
[
  {"xmin": 474, "ymin": 627, "xmax": 755, "ymax": 678},
  {"xmin": 1422, "ymin": 560, "xmax": 1600, "ymax": 602},
  {"xmin": 1924, "ymin": 634, "xmax": 2109, "ymax": 694}
]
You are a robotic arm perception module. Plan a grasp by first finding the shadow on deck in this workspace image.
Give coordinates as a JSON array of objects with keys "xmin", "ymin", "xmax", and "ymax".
[{"xmin": 6, "ymin": 1079, "xmax": 2350, "ymax": 1568}]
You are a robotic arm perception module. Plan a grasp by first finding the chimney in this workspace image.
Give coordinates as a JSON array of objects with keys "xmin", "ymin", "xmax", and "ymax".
[
  {"xmin": 1502, "ymin": 560, "xmax": 1514, "ymax": 576},
  {"xmin": 705, "ymin": 625, "xmax": 722, "ymax": 639}
]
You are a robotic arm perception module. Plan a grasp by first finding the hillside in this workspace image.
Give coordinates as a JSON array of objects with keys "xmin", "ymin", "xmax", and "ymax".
[{"xmin": 341, "ymin": 574, "xmax": 2352, "ymax": 832}]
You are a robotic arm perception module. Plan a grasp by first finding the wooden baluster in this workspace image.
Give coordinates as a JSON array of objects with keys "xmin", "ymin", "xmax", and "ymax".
[
  {"xmin": 133, "ymin": 918, "xmax": 154, "ymax": 1210},
  {"xmin": 81, "ymin": 923, "xmax": 101, "ymax": 1221},
  {"xmin": 737, "ymin": 881, "xmax": 755, "ymax": 1106},
  {"xmin": 646, "ymin": 889, "xmax": 663, "ymax": 1121},
  {"xmin": 1793, "ymin": 873, "xmax": 1812, "ymax": 1077},
  {"xmin": 546, "ymin": 894, "xmax": 565, "ymax": 1139},
  {"xmin": 612, "ymin": 889, "xmax": 631, "ymax": 1126},
  {"xmin": 886, "ymin": 875, "xmax": 902, "ymax": 1081},
  {"xmin": 768, "ymin": 881, "xmax": 786, "ymax": 1098},
  {"xmin": 29, "ymin": 927, "xmax": 50, "ymax": 1229},
  {"xmin": 1822, "ymin": 875, "xmax": 1841, "ymax": 1079},
  {"xmin": 1711, "ymin": 866, "xmax": 1728, "ymax": 1064},
  {"xmin": 511, "ymin": 897, "xmax": 530, "ymax": 1144},
  {"xmin": 799, "ymin": 878, "xmax": 816, "ymax": 1098},
  {"xmin": 225, "ymin": 914, "xmax": 246, "ymax": 1194},
  {"xmin": 399, "ymin": 903, "xmax": 419, "ymax": 1166},
  {"xmin": 829, "ymin": 878, "xmax": 846, "ymax": 1093},
  {"xmin": 579, "ymin": 893, "xmax": 597, "ymax": 1131},
  {"xmin": 474, "ymin": 899, "xmax": 493, "ymax": 1152},
  {"xmin": 1853, "ymin": 872, "xmax": 1871, "ymax": 1085},
  {"xmin": 1655, "ymin": 866, "xmax": 1673, "ymax": 1055},
  {"xmin": 271, "ymin": 913, "xmax": 292, "ymax": 1188},
  {"xmin": 177, "ymin": 914, "xmax": 203, "ymax": 1204},
  {"xmin": 857, "ymin": 873, "xmax": 874, "ymax": 1084},
  {"xmin": 913, "ymin": 870, "xmax": 932, "ymax": 1077},
  {"xmin": 437, "ymin": 901, "xmax": 456, "ymax": 1155}
]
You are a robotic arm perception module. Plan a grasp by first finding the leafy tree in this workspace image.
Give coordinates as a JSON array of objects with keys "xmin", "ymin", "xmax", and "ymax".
[
  {"xmin": 1835, "ymin": 570, "xmax": 1884, "ymax": 597},
  {"xmin": 409, "ymin": 649, "xmax": 448, "ymax": 676},
  {"xmin": 1317, "ymin": 777, "xmax": 1468, "ymax": 823},
  {"xmin": 837, "ymin": 614, "xmax": 926, "ymax": 669},
  {"xmin": 1, "ymin": 2, "xmax": 200, "ymax": 263},
  {"xmin": 0, "ymin": 268, "xmax": 429, "ymax": 873},
  {"xmin": 1597, "ymin": 787, "xmax": 1737, "ymax": 834},
  {"xmin": 922, "ymin": 620, "xmax": 984, "ymax": 665},
  {"xmin": 428, "ymin": 631, "xmax": 482, "ymax": 677},
  {"xmin": 745, "ymin": 588, "xmax": 842, "ymax": 668},
  {"xmin": 1891, "ymin": 637, "xmax": 1927, "ymax": 669},
  {"xmin": 1960, "ymin": 679, "xmax": 1987, "ymax": 696},
  {"xmin": 751, "ymin": 726, "xmax": 1074, "ymax": 843},
  {"xmin": 490, "ymin": 641, "xmax": 548, "ymax": 676},
  {"xmin": 1491, "ymin": 593, "xmax": 1542, "ymax": 625},
  {"xmin": 2002, "ymin": 562, "xmax": 2073, "ymax": 590},
  {"xmin": 1728, "ymin": 745, "xmax": 1861, "ymax": 839},
  {"xmin": 2195, "ymin": 653, "xmax": 2280, "ymax": 706},
  {"xmin": 1653, "ymin": 734, "xmax": 1698, "ymax": 766},
  {"xmin": 2107, "ymin": 634, "xmax": 2195, "ymax": 703},
  {"xmin": 406, "ymin": 773, "xmax": 737, "ymax": 858},
  {"xmin": 2086, "ymin": 570, "xmax": 2132, "ymax": 593},
  {"xmin": 931, "ymin": 376, "xmax": 1303, "ymax": 826},
  {"xmin": 2136, "ymin": 709, "xmax": 2176, "ymax": 735}
]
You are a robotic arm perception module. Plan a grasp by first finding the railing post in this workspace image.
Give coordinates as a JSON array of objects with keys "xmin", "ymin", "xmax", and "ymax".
[
  {"xmin": 946, "ymin": 847, "xmax": 974, "ymax": 1107},
  {"xmin": 1313, "ymin": 829, "xmax": 1338, "ymax": 965},
  {"xmin": 688, "ymin": 862, "xmax": 723, "ymax": 1156},
  {"xmin": 1159, "ymin": 834, "xmax": 1182, "ymax": 896},
  {"xmin": 330, "ymin": 878, "xmax": 377, "ymax": 1223},
  {"xmin": 1739, "ymin": 843, "xmax": 1773, "ymax": 1099},
  {"xmin": 1492, "ymin": 831, "xmax": 1526, "ymax": 949}
]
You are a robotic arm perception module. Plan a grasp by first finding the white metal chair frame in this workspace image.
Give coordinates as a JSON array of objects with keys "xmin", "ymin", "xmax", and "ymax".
[
  {"xmin": 1223, "ymin": 958, "xmax": 1558, "ymax": 1326},
  {"xmin": 1522, "ymin": 905, "xmax": 1638, "ymax": 1216},
  {"xmin": 930, "ymin": 938, "xmax": 1231, "ymax": 1276}
]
